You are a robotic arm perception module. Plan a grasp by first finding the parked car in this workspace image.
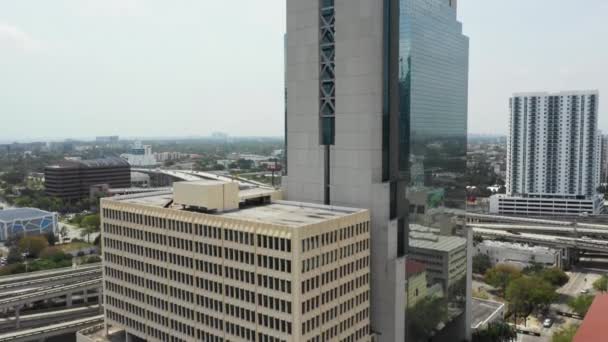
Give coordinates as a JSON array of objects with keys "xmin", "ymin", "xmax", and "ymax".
[
  {"xmin": 580, "ymin": 289, "xmax": 589, "ymax": 294},
  {"xmin": 543, "ymin": 318, "xmax": 553, "ymax": 328}
]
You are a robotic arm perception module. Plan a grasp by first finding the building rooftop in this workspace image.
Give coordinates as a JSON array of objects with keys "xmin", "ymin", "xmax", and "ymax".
[
  {"xmin": 574, "ymin": 294, "xmax": 608, "ymax": 342},
  {"xmin": 46, "ymin": 157, "xmax": 130, "ymax": 169},
  {"xmin": 0, "ymin": 208, "xmax": 54, "ymax": 222},
  {"xmin": 409, "ymin": 224, "xmax": 466, "ymax": 252},
  {"xmin": 406, "ymin": 260, "xmax": 426, "ymax": 278},
  {"xmin": 110, "ymin": 189, "xmax": 365, "ymax": 228}
]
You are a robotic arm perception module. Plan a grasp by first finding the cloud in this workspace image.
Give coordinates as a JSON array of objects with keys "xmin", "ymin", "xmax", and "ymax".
[
  {"xmin": 79, "ymin": 0, "xmax": 141, "ymax": 17},
  {"xmin": 0, "ymin": 23, "xmax": 44, "ymax": 52}
]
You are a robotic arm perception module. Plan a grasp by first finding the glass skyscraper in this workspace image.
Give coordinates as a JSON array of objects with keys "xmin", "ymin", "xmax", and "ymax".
[{"xmin": 285, "ymin": 0, "xmax": 469, "ymax": 340}]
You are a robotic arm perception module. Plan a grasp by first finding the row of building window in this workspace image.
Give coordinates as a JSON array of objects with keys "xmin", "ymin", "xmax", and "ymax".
[
  {"xmin": 104, "ymin": 211, "xmax": 293, "ymax": 254},
  {"xmin": 301, "ymin": 222, "xmax": 369, "ymax": 253},
  {"xmin": 302, "ymin": 255, "xmax": 369, "ymax": 294}
]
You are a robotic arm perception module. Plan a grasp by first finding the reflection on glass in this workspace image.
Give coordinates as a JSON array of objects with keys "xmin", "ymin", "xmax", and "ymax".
[{"xmin": 398, "ymin": 0, "xmax": 469, "ymax": 341}]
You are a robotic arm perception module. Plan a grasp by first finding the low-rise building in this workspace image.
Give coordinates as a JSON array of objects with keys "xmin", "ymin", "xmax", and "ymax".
[
  {"xmin": 406, "ymin": 260, "xmax": 427, "ymax": 308},
  {"xmin": 489, "ymin": 193, "xmax": 605, "ymax": 216},
  {"xmin": 0, "ymin": 208, "xmax": 57, "ymax": 241},
  {"xmin": 475, "ymin": 240, "xmax": 561, "ymax": 269},
  {"xmin": 408, "ymin": 224, "xmax": 467, "ymax": 293},
  {"xmin": 99, "ymin": 180, "xmax": 372, "ymax": 342}
]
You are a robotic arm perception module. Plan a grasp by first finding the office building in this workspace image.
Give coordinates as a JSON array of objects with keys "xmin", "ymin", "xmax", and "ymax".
[
  {"xmin": 121, "ymin": 141, "xmax": 157, "ymax": 167},
  {"xmin": 100, "ymin": 181, "xmax": 371, "ymax": 341},
  {"xmin": 495, "ymin": 91, "xmax": 603, "ymax": 215},
  {"xmin": 284, "ymin": 0, "xmax": 470, "ymax": 340},
  {"xmin": 0, "ymin": 208, "xmax": 57, "ymax": 241},
  {"xmin": 44, "ymin": 157, "xmax": 131, "ymax": 201}
]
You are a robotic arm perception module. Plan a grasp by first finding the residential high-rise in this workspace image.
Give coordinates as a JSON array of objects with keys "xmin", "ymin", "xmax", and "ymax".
[
  {"xmin": 493, "ymin": 91, "xmax": 605, "ymax": 216},
  {"xmin": 99, "ymin": 181, "xmax": 371, "ymax": 341},
  {"xmin": 506, "ymin": 91, "xmax": 601, "ymax": 197},
  {"xmin": 601, "ymin": 134, "xmax": 608, "ymax": 184},
  {"xmin": 284, "ymin": 0, "xmax": 470, "ymax": 341}
]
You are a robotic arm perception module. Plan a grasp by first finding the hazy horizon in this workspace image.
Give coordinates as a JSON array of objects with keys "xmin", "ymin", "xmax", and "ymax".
[{"xmin": 1, "ymin": 0, "xmax": 607, "ymax": 141}]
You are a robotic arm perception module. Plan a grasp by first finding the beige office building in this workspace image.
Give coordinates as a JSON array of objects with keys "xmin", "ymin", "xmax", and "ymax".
[{"xmin": 100, "ymin": 181, "xmax": 371, "ymax": 342}]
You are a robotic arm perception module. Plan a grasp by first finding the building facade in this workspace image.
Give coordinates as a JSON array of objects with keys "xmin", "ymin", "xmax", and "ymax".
[
  {"xmin": 0, "ymin": 208, "xmax": 57, "ymax": 241},
  {"xmin": 121, "ymin": 141, "xmax": 157, "ymax": 167},
  {"xmin": 44, "ymin": 157, "xmax": 131, "ymax": 201},
  {"xmin": 601, "ymin": 134, "xmax": 608, "ymax": 184},
  {"xmin": 490, "ymin": 193, "xmax": 605, "ymax": 216},
  {"xmin": 283, "ymin": 0, "xmax": 470, "ymax": 340},
  {"xmin": 506, "ymin": 91, "xmax": 601, "ymax": 197},
  {"xmin": 475, "ymin": 240, "xmax": 561, "ymax": 269},
  {"xmin": 100, "ymin": 182, "xmax": 371, "ymax": 342}
]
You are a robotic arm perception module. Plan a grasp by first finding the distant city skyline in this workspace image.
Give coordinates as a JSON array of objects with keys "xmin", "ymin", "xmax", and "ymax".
[{"xmin": 1, "ymin": 0, "xmax": 607, "ymax": 141}]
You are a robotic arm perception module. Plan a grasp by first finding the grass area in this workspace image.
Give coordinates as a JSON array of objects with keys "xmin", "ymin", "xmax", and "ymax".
[{"xmin": 58, "ymin": 242, "xmax": 94, "ymax": 253}]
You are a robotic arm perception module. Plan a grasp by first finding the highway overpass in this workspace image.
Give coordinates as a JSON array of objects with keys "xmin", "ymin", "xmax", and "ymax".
[
  {"xmin": 0, "ymin": 267, "xmax": 101, "ymax": 295},
  {"xmin": 0, "ymin": 305, "xmax": 100, "ymax": 332},
  {"xmin": 473, "ymin": 228, "xmax": 608, "ymax": 253},
  {"xmin": 0, "ymin": 265, "xmax": 100, "ymax": 289},
  {"xmin": 0, "ymin": 315, "xmax": 103, "ymax": 342}
]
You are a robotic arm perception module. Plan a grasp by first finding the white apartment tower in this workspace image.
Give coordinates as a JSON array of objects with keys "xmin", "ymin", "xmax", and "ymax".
[{"xmin": 507, "ymin": 91, "xmax": 601, "ymax": 197}]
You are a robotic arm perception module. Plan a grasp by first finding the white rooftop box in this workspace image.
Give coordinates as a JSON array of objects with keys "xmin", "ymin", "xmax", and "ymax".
[{"xmin": 173, "ymin": 180, "xmax": 239, "ymax": 212}]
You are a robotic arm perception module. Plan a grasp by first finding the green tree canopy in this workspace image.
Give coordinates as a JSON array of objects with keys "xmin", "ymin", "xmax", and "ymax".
[
  {"xmin": 506, "ymin": 276, "xmax": 557, "ymax": 320},
  {"xmin": 568, "ymin": 294, "xmax": 595, "ymax": 317},
  {"xmin": 407, "ymin": 297, "xmax": 448, "ymax": 342},
  {"xmin": 472, "ymin": 321, "xmax": 517, "ymax": 342},
  {"xmin": 79, "ymin": 214, "xmax": 100, "ymax": 243},
  {"xmin": 18, "ymin": 236, "xmax": 49, "ymax": 258},
  {"xmin": 473, "ymin": 254, "xmax": 492, "ymax": 275},
  {"xmin": 539, "ymin": 268, "xmax": 570, "ymax": 287},
  {"xmin": 485, "ymin": 264, "xmax": 522, "ymax": 292}
]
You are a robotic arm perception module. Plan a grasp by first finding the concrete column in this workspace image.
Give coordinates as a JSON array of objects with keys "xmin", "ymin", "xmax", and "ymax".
[
  {"xmin": 15, "ymin": 306, "xmax": 20, "ymax": 329},
  {"xmin": 66, "ymin": 293, "xmax": 73, "ymax": 307},
  {"xmin": 125, "ymin": 332, "xmax": 133, "ymax": 342}
]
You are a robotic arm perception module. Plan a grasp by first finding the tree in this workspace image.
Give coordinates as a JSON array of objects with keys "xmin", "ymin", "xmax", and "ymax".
[
  {"xmin": 485, "ymin": 264, "xmax": 521, "ymax": 293},
  {"xmin": 6, "ymin": 247, "xmax": 23, "ymax": 264},
  {"xmin": 506, "ymin": 276, "xmax": 557, "ymax": 323},
  {"xmin": 473, "ymin": 254, "xmax": 492, "ymax": 275},
  {"xmin": 568, "ymin": 294, "xmax": 595, "ymax": 317},
  {"xmin": 407, "ymin": 297, "xmax": 448, "ymax": 341},
  {"xmin": 472, "ymin": 321, "xmax": 517, "ymax": 342},
  {"xmin": 80, "ymin": 214, "xmax": 100, "ymax": 243},
  {"xmin": 18, "ymin": 236, "xmax": 49, "ymax": 258},
  {"xmin": 46, "ymin": 232, "xmax": 57, "ymax": 246},
  {"xmin": 593, "ymin": 275, "xmax": 608, "ymax": 292},
  {"xmin": 539, "ymin": 268, "xmax": 569, "ymax": 287},
  {"xmin": 552, "ymin": 325, "xmax": 578, "ymax": 342}
]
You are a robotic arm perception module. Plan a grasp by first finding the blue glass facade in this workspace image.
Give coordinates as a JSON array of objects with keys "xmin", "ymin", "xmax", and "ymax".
[
  {"xmin": 396, "ymin": 0, "xmax": 469, "ymax": 340},
  {"xmin": 0, "ymin": 213, "xmax": 56, "ymax": 241}
]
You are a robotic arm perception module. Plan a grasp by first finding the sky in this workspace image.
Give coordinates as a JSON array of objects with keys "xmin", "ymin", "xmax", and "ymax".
[{"xmin": 0, "ymin": 0, "xmax": 607, "ymax": 142}]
